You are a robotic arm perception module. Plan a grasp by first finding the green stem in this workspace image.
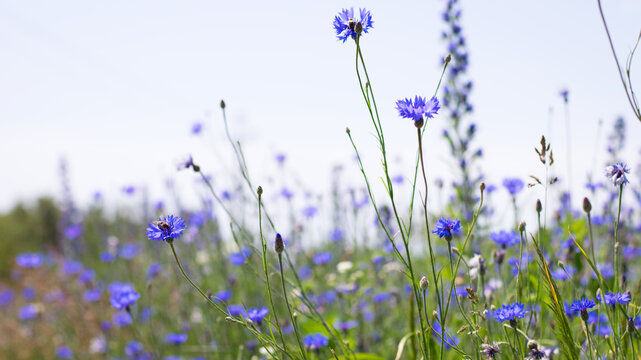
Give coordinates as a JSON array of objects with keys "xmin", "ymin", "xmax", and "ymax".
[
  {"xmin": 614, "ymin": 184, "xmax": 623, "ymax": 292},
  {"xmin": 279, "ymin": 254, "xmax": 307, "ymax": 360}
]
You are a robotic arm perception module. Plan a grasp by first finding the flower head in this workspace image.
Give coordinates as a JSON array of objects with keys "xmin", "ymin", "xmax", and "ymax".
[
  {"xmin": 396, "ymin": 96, "xmax": 440, "ymax": 122},
  {"xmin": 493, "ymin": 302, "xmax": 527, "ymax": 323},
  {"xmin": 146, "ymin": 215, "xmax": 186, "ymax": 242},
  {"xmin": 303, "ymin": 333, "xmax": 329, "ymax": 349},
  {"xmin": 597, "ymin": 291, "xmax": 631, "ymax": 306},
  {"xmin": 165, "ymin": 333, "xmax": 188, "ymax": 345},
  {"xmin": 16, "ymin": 253, "xmax": 43, "ymax": 268},
  {"xmin": 605, "ymin": 162, "xmax": 630, "ymax": 186},
  {"xmin": 480, "ymin": 342, "xmax": 501, "ymax": 359},
  {"xmin": 570, "ymin": 297, "xmax": 596, "ymax": 320},
  {"xmin": 333, "ymin": 8, "xmax": 373, "ymax": 42},
  {"xmin": 432, "ymin": 217, "xmax": 461, "ymax": 241},
  {"xmin": 313, "ymin": 252, "xmax": 333, "ymax": 265},
  {"xmin": 489, "ymin": 230, "xmax": 520, "ymax": 248},
  {"xmin": 247, "ymin": 307, "xmax": 269, "ymax": 324},
  {"xmin": 502, "ymin": 178, "xmax": 524, "ymax": 195},
  {"xmin": 108, "ymin": 283, "xmax": 140, "ymax": 311}
]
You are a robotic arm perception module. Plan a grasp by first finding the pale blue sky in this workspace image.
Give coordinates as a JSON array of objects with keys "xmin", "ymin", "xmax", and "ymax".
[{"xmin": 1, "ymin": 0, "xmax": 640, "ymax": 223}]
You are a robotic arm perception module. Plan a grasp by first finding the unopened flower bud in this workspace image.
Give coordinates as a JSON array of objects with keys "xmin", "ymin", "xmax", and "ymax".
[
  {"xmin": 354, "ymin": 22, "xmax": 363, "ymax": 35},
  {"xmin": 518, "ymin": 221, "xmax": 526, "ymax": 233},
  {"xmin": 274, "ymin": 233, "xmax": 284, "ymax": 254},
  {"xmin": 415, "ymin": 118, "xmax": 424, "ymax": 129},
  {"xmin": 420, "ymin": 276, "xmax": 429, "ymax": 290},
  {"xmin": 480, "ymin": 182, "xmax": 485, "ymax": 192},
  {"xmin": 257, "ymin": 186, "xmax": 263, "ymax": 196},
  {"xmin": 536, "ymin": 199, "xmax": 542, "ymax": 213},
  {"xmin": 444, "ymin": 54, "xmax": 452, "ymax": 64},
  {"xmin": 220, "ymin": 100, "xmax": 226, "ymax": 109},
  {"xmin": 583, "ymin": 197, "xmax": 592, "ymax": 213}
]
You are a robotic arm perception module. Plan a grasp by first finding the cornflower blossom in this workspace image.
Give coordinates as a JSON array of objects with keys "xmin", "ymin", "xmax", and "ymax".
[
  {"xmin": 333, "ymin": 8, "xmax": 373, "ymax": 42},
  {"xmin": 247, "ymin": 307, "xmax": 269, "ymax": 324},
  {"xmin": 605, "ymin": 162, "xmax": 630, "ymax": 186},
  {"xmin": 502, "ymin": 178, "xmax": 524, "ymax": 195},
  {"xmin": 570, "ymin": 298, "xmax": 596, "ymax": 320},
  {"xmin": 395, "ymin": 96, "xmax": 440, "ymax": 122},
  {"xmin": 16, "ymin": 253, "xmax": 43, "ymax": 268},
  {"xmin": 146, "ymin": 215, "xmax": 186, "ymax": 242},
  {"xmin": 109, "ymin": 283, "xmax": 140, "ymax": 311},
  {"xmin": 432, "ymin": 217, "xmax": 462, "ymax": 241},
  {"xmin": 489, "ymin": 230, "xmax": 520, "ymax": 248},
  {"xmin": 493, "ymin": 302, "xmax": 527, "ymax": 323},
  {"xmin": 480, "ymin": 342, "xmax": 501, "ymax": 359},
  {"xmin": 303, "ymin": 333, "xmax": 329, "ymax": 349},
  {"xmin": 313, "ymin": 252, "xmax": 333, "ymax": 265},
  {"xmin": 597, "ymin": 291, "xmax": 631, "ymax": 306},
  {"xmin": 166, "ymin": 333, "xmax": 188, "ymax": 345}
]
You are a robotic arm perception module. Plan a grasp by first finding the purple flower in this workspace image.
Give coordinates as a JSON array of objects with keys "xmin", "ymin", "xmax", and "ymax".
[
  {"xmin": 492, "ymin": 302, "xmax": 527, "ymax": 323},
  {"xmin": 146, "ymin": 215, "xmax": 186, "ymax": 242},
  {"xmin": 146, "ymin": 263, "xmax": 162, "ymax": 279},
  {"xmin": 113, "ymin": 311, "xmax": 133, "ymax": 327},
  {"xmin": 489, "ymin": 230, "xmax": 520, "ymax": 247},
  {"xmin": 84, "ymin": 288, "xmax": 102, "ymax": 303},
  {"xmin": 0, "ymin": 289, "xmax": 15, "ymax": 307},
  {"xmin": 229, "ymin": 248, "xmax": 251, "ymax": 266},
  {"xmin": 125, "ymin": 341, "xmax": 144, "ymax": 357},
  {"xmin": 336, "ymin": 320, "xmax": 359, "ymax": 331},
  {"xmin": 372, "ymin": 292, "xmax": 391, "ymax": 303},
  {"xmin": 502, "ymin": 178, "xmax": 524, "ymax": 195},
  {"xmin": 570, "ymin": 298, "xmax": 595, "ymax": 313},
  {"xmin": 313, "ymin": 252, "xmax": 333, "ymax": 265},
  {"xmin": 213, "ymin": 290, "xmax": 232, "ymax": 302},
  {"xmin": 23, "ymin": 287, "xmax": 36, "ymax": 300},
  {"xmin": 16, "ymin": 253, "xmax": 43, "ymax": 268},
  {"xmin": 166, "ymin": 333, "xmax": 188, "ymax": 345},
  {"xmin": 18, "ymin": 303, "xmax": 38, "ymax": 320},
  {"xmin": 118, "ymin": 243, "xmax": 140, "ymax": 259},
  {"xmin": 597, "ymin": 291, "xmax": 631, "ymax": 306},
  {"xmin": 227, "ymin": 304, "xmax": 246, "ymax": 317},
  {"xmin": 55, "ymin": 346, "xmax": 73, "ymax": 359},
  {"xmin": 62, "ymin": 260, "xmax": 83, "ymax": 276},
  {"xmin": 100, "ymin": 252, "xmax": 115, "ymax": 262},
  {"xmin": 247, "ymin": 307, "xmax": 269, "ymax": 323},
  {"xmin": 395, "ymin": 96, "xmax": 440, "ymax": 122},
  {"xmin": 303, "ymin": 333, "xmax": 329, "ymax": 349},
  {"xmin": 432, "ymin": 217, "xmax": 461, "ymax": 240},
  {"xmin": 605, "ymin": 162, "xmax": 630, "ymax": 186},
  {"xmin": 109, "ymin": 283, "xmax": 140, "ymax": 311},
  {"xmin": 333, "ymin": 8, "xmax": 373, "ymax": 42},
  {"xmin": 191, "ymin": 122, "xmax": 203, "ymax": 134},
  {"xmin": 64, "ymin": 224, "xmax": 83, "ymax": 239}
]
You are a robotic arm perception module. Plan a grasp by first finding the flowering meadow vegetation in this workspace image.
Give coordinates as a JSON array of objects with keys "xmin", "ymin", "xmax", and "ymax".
[{"xmin": 3, "ymin": 1, "xmax": 641, "ymax": 359}]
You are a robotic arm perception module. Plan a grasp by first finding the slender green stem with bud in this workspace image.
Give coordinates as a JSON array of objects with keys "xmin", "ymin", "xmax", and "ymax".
[{"xmin": 278, "ymin": 254, "xmax": 307, "ymax": 360}]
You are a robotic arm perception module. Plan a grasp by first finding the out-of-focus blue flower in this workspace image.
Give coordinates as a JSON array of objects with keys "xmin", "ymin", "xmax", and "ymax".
[
  {"xmin": 140, "ymin": 307, "xmax": 153, "ymax": 323},
  {"xmin": 372, "ymin": 292, "xmax": 391, "ymax": 303},
  {"xmin": 227, "ymin": 304, "xmax": 246, "ymax": 317},
  {"xmin": 302, "ymin": 205, "xmax": 318, "ymax": 218},
  {"xmin": 84, "ymin": 288, "xmax": 102, "ymax": 303},
  {"xmin": 0, "ymin": 289, "xmax": 14, "ymax": 307},
  {"xmin": 118, "ymin": 243, "xmax": 140, "ymax": 259},
  {"xmin": 596, "ymin": 325, "xmax": 613, "ymax": 337},
  {"xmin": 16, "ymin": 253, "xmax": 43, "ymax": 268},
  {"xmin": 330, "ymin": 229, "xmax": 344, "ymax": 242},
  {"xmin": 23, "ymin": 287, "xmax": 36, "ymax": 300},
  {"xmin": 78, "ymin": 269, "xmax": 95, "ymax": 284},
  {"xmin": 605, "ymin": 162, "xmax": 630, "ymax": 186},
  {"xmin": 213, "ymin": 290, "xmax": 232, "ymax": 302},
  {"xmin": 62, "ymin": 260, "xmax": 83, "ymax": 276},
  {"xmin": 109, "ymin": 283, "xmax": 140, "ymax": 311},
  {"xmin": 313, "ymin": 252, "xmax": 333, "ymax": 265},
  {"xmin": 597, "ymin": 291, "xmax": 631, "ymax": 306},
  {"xmin": 146, "ymin": 215, "xmax": 186, "ymax": 242},
  {"xmin": 44, "ymin": 290, "xmax": 65, "ymax": 303},
  {"xmin": 229, "ymin": 248, "xmax": 251, "ymax": 266},
  {"xmin": 100, "ymin": 252, "xmax": 115, "ymax": 262},
  {"xmin": 333, "ymin": 8, "xmax": 373, "ymax": 42},
  {"xmin": 395, "ymin": 96, "xmax": 440, "ymax": 122},
  {"xmin": 113, "ymin": 311, "xmax": 133, "ymax": 327},
  {"xmin": 298, "ymin": 266, "xmax": 312, "ymax": 280},
  {"xmin": 247, "ymin": 307, "xmax": 269, "ymax": 323},
  {"xmin": 559, "ymin": 88, "xmax": 569, "ymax": 103},
  {"xmin": 281, "ymin": 187, "xmax": 294, "ymax": 199},
  {"xmin": 18, "ymin": 303, "xmax": 38, "ymax": 320},
  {"xmin": 336, "ymin": 320, "xmax": 359, "ymax": 331},
  {"xmin": 492, "ymin": 302, "xmax": 527, "ymax": 323},
  {"xmin": 275, "ymin": 153, "xmax": 286, "ymax": 164},
  {"xmin": 64, "ymin": 224, "xmax": 83, "ymax": 240},
  {"xmin": 55, "ymin": 346, "xmax": 73, "ymax": 359},
  {"xmin": 125, "ymin": 340, "xmax": 144, "ymax": 357},
  {"xmin": 502, "ymin": 178, "xmax": 524, "ymax": 195},
  {"xmin": 146, "ymin": 262, "xmax": 162, "ymax": 279},
  {"xmin": 551, "ymin": 266, "xmax": 576, "ymax": 280},
  {"xmin": 432, "ymin": 217, "xmax": 461, "ymax": 240},
  {"xmin": 123, "ymin": 185, "xmax": 136, "ymax": 195},
  {"xmin": 303, "ymin": 333, "xmax": 329, "ymax": 349},
  {"xmin": 191, "ymin": 122, "xmax": 203, "ymax": 135},
  {"xmin": 166, "ymin": 333, "xmax": 188, "ymax": 345},
  {"xmin": 595, "ymin": 263, "xmax": 614, "ymax": 279},
  {"xmin": 489, "ymin": 230, "xmax": 519, "ymax": 247}
]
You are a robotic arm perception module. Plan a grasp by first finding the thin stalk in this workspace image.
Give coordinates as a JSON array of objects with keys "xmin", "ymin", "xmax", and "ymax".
[
  {"xmin": 278, "ymin": 254, "xmax": 307, "ymax": 360},
  {"xmin": 613, "ymin": 184, "xmax": 623, "ymax": 292}
]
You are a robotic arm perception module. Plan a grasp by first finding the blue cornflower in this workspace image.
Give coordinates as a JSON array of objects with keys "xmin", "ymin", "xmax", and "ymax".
[
  {"xmin": 191, "ymin": 122, "xmax": 203, "ymax": 135},
  {"xmin": 303, "ymin": 333, "xmax": 329, "ymax": 350},
  {"xmin": 146, "ymin": 263, "xmax": 162, "ymax": 279},
  {"xmin": 166, "ymin": 333, "xmax": 188, "ymax": 345},
  {"xmin": 100, "ymin": 252, "xmax": 115, "ymax": 262},
  {"xmin": 109, "ymin": 283, "xmax": 140, "ymax": 311},
  {"xmin": 16, "ymin": 253, "xmax": 43, "ymax": 268},
  {"xmin": 489, "ymin": 230, "xmax": 520, "ymax": 248},
  {"xmin": 333, "ymin": 8, "xmax": 373, "ymax": 42},
  {"xmin": 229, "ymin": 248, "xmax": 251, "ymax": 266},
  {"xmin": 0, "ymin": 289, "xmax": 14, "ymax": 307},
  {"xmin": 493, "ymin": 302, "xmax": 527, "ymax": 323},
  {"xmin": 125, "ymin": 340, "xmax": 144, "ymax": 357},
  {"xmin": 432, "ymin": 217, "xmax": 462, "ymax": 241},
  {"xmin": 118, "ymin": 243, "xmax": 140, "ymax": 259},
  {"xmin": 330, "ymin": 229, "xmax": 344, "ymax": 242},
  {"xmin": 502, "ymin": 178, "xmax": 524, "ymax": 195},
  {"xmin": 213, "ymin": 290, "xmax": 232, "ymax": 302},
  {"xmin": 62, "ymin": 260, "xmax": 83, "ymax": 276},
  {"xmin": 247, "ymin": 307, "xmax": 269, "ymax": 324},
  {"xmin": 83, "ymin": 288, "xmax": 102, "ymax": 303},
  {"xmin": 64, "ymin": 224, "xmax": 83, "ymax": 239},
  {"xmin": 23, "ymin": 287, "xmax": 36, "ymax": 300},
  {"xmin": 605, "ymin": 162, "xmax": 630, "ymax": 186},
  {"xmin": 113, "ymin": 311, "xmax": 133, "ymax": 327},
  {"xmin": 18, "ymin": 303, "xmax": 38, "ymax": 320},
  {"xmin": 597, "ymin": 291, "xmax": 631, "ymax": 306},
  {"xmin": 227, "ymin": 304, "xmax": 246, "ymax": 317},
  {"xmin": 336, "ymin": 320, "xmax": 359, "ymax": 331},
  {"xmin": 78, "ymin": 269, "xmax": 95, "ymax": 284},
  {"xmin": 395, "ymin": 96, "xmax": 440, "ymax": 122},
  {"xmin": 313, "ymin": 252, "xmax": 333, "ymax": 265},
  {"xmin": 55, "ymin": 346, "xmax": 73, "ymax": 359},
  {"xmin": 372, "ymin": 292, "xmax": 391, "ymax": 303},
  {"xmin": 146, "ymin": 215, "xmax": 186, "ymax": 242},
  {"xmin": 570, "ymin": 298, "xmax": 596, "ymax": 320}
]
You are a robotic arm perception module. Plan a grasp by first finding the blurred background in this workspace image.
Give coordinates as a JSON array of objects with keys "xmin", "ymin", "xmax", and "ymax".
[{"xmin": 1, "ymin": 0, "xmax": 640, "ymax": 253}]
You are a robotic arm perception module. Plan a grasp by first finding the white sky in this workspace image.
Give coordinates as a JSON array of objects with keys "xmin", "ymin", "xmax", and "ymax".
[{"xmin": 1, "ymin": 0, "xmax": 640, "ymax": 224}]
